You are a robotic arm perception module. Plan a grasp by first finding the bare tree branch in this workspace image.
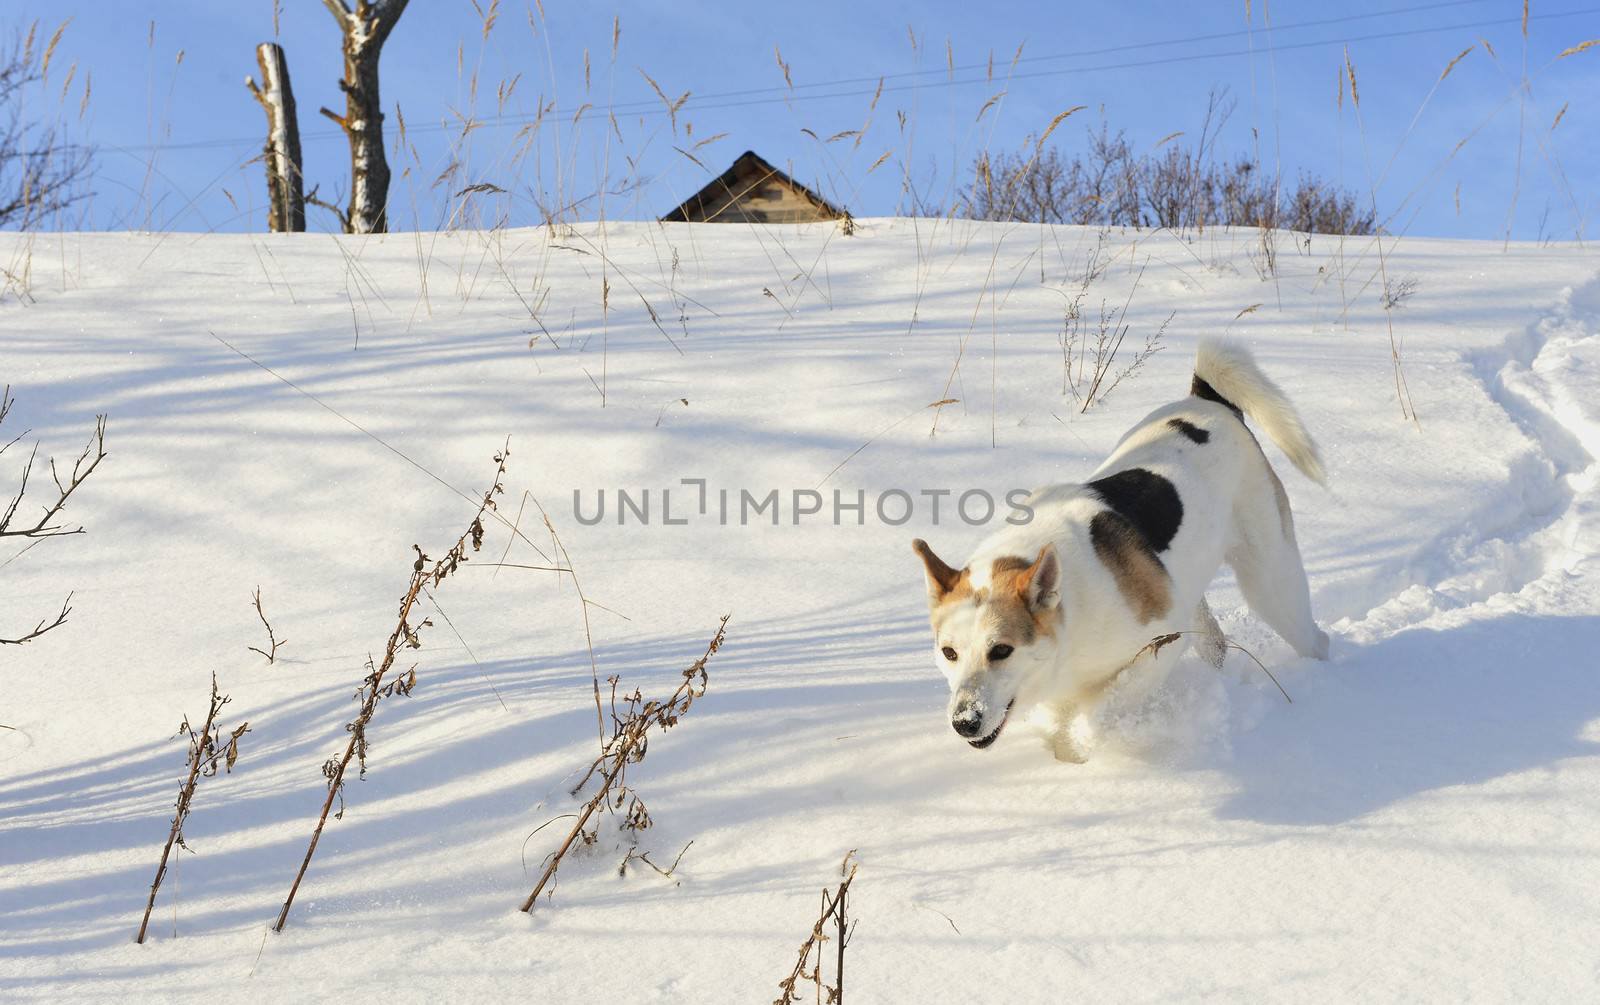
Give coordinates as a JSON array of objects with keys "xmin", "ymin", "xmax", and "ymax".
[
  {"xmin": 0, "ymin": 592, "xmax": 69, "ymax": 646},
  {"xmin": 0, "ymin": 411, "xmax": 107, "ymax": 540},
  {"xmin": 304, "ymin": 183, "xmax": 350, "ymax": 231},
  {"xmin": 1, "ymin": 390, "xmax": 106, "ymax": 648}
]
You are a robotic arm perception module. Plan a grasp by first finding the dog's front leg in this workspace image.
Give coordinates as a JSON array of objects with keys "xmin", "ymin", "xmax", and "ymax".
[
  {"xmin": 1194, "ymin": 598, "xmax": 1227, "ymax": 669},
  {"xmin": 1044, "ymin": 700, "xmax": 1092, "ymax": 763}
]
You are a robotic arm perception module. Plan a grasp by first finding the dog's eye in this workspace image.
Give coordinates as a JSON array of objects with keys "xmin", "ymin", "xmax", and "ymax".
[
  {"xmin": 988, "ymin": 644, "xmax": 1014, "ymax": 662},
  {"xmin": 940, "ymin": 646, "xmax": 958, "ymax": 662}
]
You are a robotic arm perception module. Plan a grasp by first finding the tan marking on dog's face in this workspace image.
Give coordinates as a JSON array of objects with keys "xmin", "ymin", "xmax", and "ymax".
[
  {"xmin": 986, "ymin": 551, "xmax": 1061, "ymax": 641},
  {"xmin": 1089, "ymin": 511, "xmax": 1172, "ymax": 623},
  {"xmin": 972, "ymin": 557, "xmax": 1039, "ymax": 645},
  {"xmin": 989, "ymin": 555, "xmax": 1032, "ymax": 577}
]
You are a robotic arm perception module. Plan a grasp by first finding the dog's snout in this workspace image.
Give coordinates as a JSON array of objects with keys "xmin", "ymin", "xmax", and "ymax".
[{"xmin": 951, "ymin": 698, "xmax": 985, "ymax": 738}]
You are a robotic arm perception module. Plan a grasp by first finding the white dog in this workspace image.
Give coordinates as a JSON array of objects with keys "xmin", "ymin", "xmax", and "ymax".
[{"xmin": 912, "ymin": 338, "xmax": 1329, "ymax": 761}]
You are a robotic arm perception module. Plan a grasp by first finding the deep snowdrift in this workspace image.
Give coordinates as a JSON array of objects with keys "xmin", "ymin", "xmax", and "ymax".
[{"xmin": 3, "ymin": 222, "xmax": 1598, "ymax": 1000}]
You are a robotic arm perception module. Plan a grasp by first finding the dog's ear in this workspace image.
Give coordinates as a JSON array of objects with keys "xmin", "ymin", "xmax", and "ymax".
[
  {"xmin": 1022, "ymin": 545, "xmax": 1060, "ymax": 612},
  {"xmin": 912, "ymin": 538, "xmax": 963, "ymax": 602}
]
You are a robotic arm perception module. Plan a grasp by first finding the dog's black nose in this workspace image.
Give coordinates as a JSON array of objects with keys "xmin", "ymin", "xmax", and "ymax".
[
  {"xmin": 951, "ymin": 699, "xmax": 985, "ymax": 738},
  {"xmin": 952, "ymin": 717, "xmax": 985, "ymax": 738}
]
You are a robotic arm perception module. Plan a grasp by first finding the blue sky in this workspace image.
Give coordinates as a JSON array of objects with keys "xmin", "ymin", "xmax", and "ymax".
[{"xmin": 7, "ymin": 0, "xmax": 1598, "ymax": 238}]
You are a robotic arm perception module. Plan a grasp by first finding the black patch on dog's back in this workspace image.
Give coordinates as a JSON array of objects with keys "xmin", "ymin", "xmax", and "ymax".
[
  {"xmin": 1191, "ymin": 375, "xmax": 1242, "ymax": 417},
  {"xmin": 1087, "ymin": 468, "xmax": 1183, "ymax": 552},
  {"xmin": 1167, "ymin": 418, "xmax": 1209, "ymax": 444}
]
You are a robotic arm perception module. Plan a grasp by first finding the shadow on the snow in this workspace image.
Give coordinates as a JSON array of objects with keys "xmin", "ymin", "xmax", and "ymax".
[{"xmin": 1213, "ymin": 611, "xmax": 1600, "ymax": 826}]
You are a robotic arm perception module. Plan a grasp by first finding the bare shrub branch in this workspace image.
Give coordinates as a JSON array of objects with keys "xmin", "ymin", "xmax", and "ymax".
[
  {"xmin": 1382, "ymin": 276, "xmax": 1421, "ymax": 311},
  {"xmin": 619, "ymin": 838, "xmax": 694, "ymax": 883},
  {"xmin": 957, "ymin": 90, "xmax": 1373, "ymax": 236},
  {"xmin": 304, "ymin": 182, "xmax": 350, "ymax": 232}
]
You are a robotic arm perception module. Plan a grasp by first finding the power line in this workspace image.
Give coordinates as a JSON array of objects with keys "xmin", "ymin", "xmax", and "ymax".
[
  {"xmin": 597, "ymin": 8, "xmax": 1599, "ymax": 125},
  {"xmin": 70, "ymin": 0, "xmax": 1561, "ymax": 156},
  {"xmin": 554, "ymin": 0, "xmax": 1505, "ymax": 120}
]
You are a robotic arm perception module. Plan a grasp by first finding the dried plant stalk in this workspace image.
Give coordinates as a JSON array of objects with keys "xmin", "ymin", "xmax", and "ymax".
[
  {"xmin": 519, "ymin": 615, "xmax": 728, "ymax": 912},
  {"xmin": 247, "ymin": 586, "xmax": 286, "ymax": 663},
  {"xmin": 1060, "ymin": 260, "xmax": 1168, "ymax": 413},
  {"xmin": 775, "ymin": 851, "xmax": 859, "ymax": 1005},
  {"xmin": 273, "ymin": 444, "xmax": 507, "ymax": 932},
  {"xmin": 1136, "ymin": 630, "xmax": 1292, "ymax": 704},
  {"xmin": 137, "ymin": 672, "xmax": 249, "ymax": 944}
]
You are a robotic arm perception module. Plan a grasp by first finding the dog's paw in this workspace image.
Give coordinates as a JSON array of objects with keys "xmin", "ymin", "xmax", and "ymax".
[{"xmin": 1049, "ymin": 729, "xmax": 1090, "ymax": 764}]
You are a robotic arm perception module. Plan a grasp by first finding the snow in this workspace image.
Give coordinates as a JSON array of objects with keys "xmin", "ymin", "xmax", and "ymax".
[{"xmin": 2, "ymin": 221, "xmax": 1598, "ymax": 1000}]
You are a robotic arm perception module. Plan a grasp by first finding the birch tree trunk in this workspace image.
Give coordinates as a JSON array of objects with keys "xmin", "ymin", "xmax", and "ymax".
[
  {"xmin": 245, "ymin": 43, "xmax": 305, "ymax": 233},
  {"xmin": 319, "ymin": 0, "xmax": 409, "ymax": 234}
]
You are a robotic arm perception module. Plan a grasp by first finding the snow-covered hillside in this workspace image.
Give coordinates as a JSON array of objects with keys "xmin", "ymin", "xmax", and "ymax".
[{"xmin": 3, "ymin": 221, "xmax": 1598, "ymax": 1000}]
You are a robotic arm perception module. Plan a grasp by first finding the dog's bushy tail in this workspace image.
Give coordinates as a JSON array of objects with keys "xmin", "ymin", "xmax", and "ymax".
[{"xmin": 1193, "ymin": 338, "xmax": 1326, "ymax": 485}]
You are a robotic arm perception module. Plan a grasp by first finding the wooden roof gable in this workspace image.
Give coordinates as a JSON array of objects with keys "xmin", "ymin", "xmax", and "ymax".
[{"xmin": 661, "ymin": 150, "xmax": 845, "ymax": 223}]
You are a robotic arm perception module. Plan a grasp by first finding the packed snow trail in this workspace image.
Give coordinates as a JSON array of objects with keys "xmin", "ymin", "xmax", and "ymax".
[{"xmin": 1342, "ymin": 272, "xmax": 1600, "ymax": 641}]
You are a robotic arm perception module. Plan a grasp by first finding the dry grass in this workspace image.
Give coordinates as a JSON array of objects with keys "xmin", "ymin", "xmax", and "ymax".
[{"xmin": 1341, "ymin": 46, "xmax": 1418, "ymax": 425}]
